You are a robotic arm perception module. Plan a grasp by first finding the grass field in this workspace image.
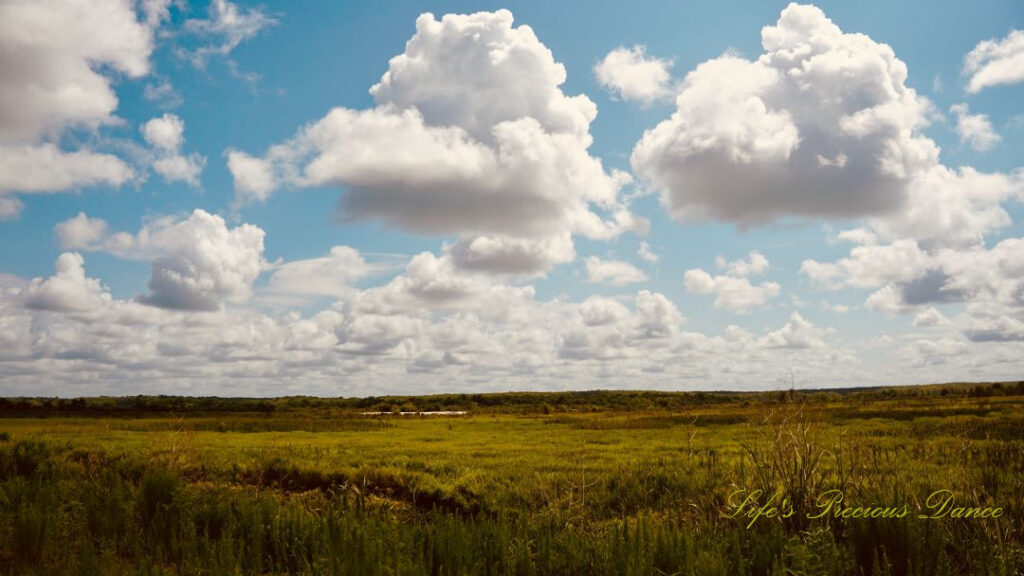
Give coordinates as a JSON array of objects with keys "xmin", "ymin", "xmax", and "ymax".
[{"xmin": 0, "ymin": 383, "xmax": 1022, "ymax": 575}]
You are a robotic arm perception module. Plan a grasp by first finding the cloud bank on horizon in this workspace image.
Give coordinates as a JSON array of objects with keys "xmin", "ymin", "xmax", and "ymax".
[{"xmin": 0, "ymin": 1, "xmax": 1021, "ymax": 396}]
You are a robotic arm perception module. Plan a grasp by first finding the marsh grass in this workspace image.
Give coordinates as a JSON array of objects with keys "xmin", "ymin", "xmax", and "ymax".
[{"xmin": 0, "ymin": 387, "xmax": 1022, "ymax": 574}]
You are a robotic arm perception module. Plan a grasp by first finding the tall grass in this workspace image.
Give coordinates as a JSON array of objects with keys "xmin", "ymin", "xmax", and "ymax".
[{"xmin": 0, "ymin": 391, "xmax": 1021, "ymax": 575}]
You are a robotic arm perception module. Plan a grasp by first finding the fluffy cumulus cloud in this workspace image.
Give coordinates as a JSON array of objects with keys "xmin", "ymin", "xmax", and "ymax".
[
  {"xmin": 448, "ymin": 234, "xmax": 575, "ymax": 277},
  {"xmin": 228, "ymin": 9, "xmax": 638, "ymax": 276},
  {"xmin": 560, "ymin": 291, "xmax": 683, "ymax": 360},
  {"xmin": 803, "ymin": 227, "xmax": 1024, "ymax": 340},
  {"xmin": 2, "ymin": 3, "xmax": 1022, "ymax": 395},
  {"xmin": 684, "ymin": 252, "xmax": 779, "ymax": 313},
  {"xmin": 141, "ymin": 114, "xmax": 206, "ymax": 185},
  {"xmin": 0, "ymin": 0, "xmax": 154, "ymax": 218},
  {"xmin": 760, "ymin": 312, "xmax": 828, "ymax": 349},
  {"xmin": 56, "ymin": 213, "xmax": 110, "ymax": 250},
  {"xmin": 594, "ymin": 45, "xmax": 675, "ymax": 105},
  {"xmin": 0, "ymin": 232, "xmax": 899, "ymax": 395},
  {"xmin": 632, "ymin": 3, "xmax": 938, "ymax": 225},
  {"xmin": 585, "ymin": 257, "xmax": 648, "ymax": 286},
  {"xmin": 716, "ymin": 251, "xmax": 770, "ymax": 277},
  {"xmin": 24, "ymin": 253, "xmax": 111, "ymax": 312},
  {"xmin": 54, "ymin": 210, "xmax": 266, "ymax": 311},
  {"xmin": 684, "ymin": 269, "xmax": 780, "ymax": 313},
  {"xmin": 949, "ymin": 103, "xmax": 1000, "ymax": 152},
  {"xmin": 964, "ymin": 30, "xmax": 1024, "ymax": 93}
]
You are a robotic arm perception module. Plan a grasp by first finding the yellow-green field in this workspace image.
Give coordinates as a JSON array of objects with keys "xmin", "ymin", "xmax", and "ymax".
[{"xmin": 0, "ymin": 385, "xmax": 1022, "ymax": 575}]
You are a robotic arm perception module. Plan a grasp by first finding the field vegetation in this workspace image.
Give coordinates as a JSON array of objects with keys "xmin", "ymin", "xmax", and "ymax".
[{"xmin": 0, "ymin": 382, "xmax": 1022, "ymax": 575}]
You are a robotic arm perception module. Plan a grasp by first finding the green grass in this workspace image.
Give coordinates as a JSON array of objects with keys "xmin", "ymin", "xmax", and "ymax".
[{"xmin": 0, "ymin": 385, "xmax": 1022, "ymax": 574}]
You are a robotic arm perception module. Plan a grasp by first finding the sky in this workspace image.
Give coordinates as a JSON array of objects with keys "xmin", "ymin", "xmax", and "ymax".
[{"xmin": 0, "ymin": 0, "xmax": 1022, "ymax": 397}]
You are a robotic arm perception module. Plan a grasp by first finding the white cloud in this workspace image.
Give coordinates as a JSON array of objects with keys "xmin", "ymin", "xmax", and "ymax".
[
  {"xmin": 868, "ymin": 166, "xmax": 1022, "ymax": 250},
  {"xmin": 685, "ymin": 252, "xmax": 779, "ymax": 313},
  {"xmin": 143, "ymin": 79, "xmax": 183, "ymax": 109},
  {"xmin": 137, "ymin": 211, "xmax": 266, "ymax": 311},
  {"xmin": 585, "ymin": 257, "xmax": 648, "ymax": 286},
  {"xmin": 181, "ymin": 0, "xmax": 276, "ymax": 68},
  {"xmin": 716, "ymin": 250, "xmax": 769, "ymax": 277},
  {"xmin": 962, "ymin": 304, "xmax": 1024, "ymax": 343},
  {"xmin": 760, "ymin": 312, "xmax": 827, "ymax": 349},
  {"xmin": 579, "ymin": 297, "xmax": 631, "ymax": 327},
  {"xmin": 0, "ymin": 0, "xmax": 151, "ymax": 140},
  {"xmin": 54, "ymin": 210, "xmax": 266, "ymax": 311},
  {"xmin": 684, "ymin": 268, "xmax": 780, "ymax": 313},
  {"xmin": 637, "ymin": 241, "xmax": 659, "ymax": 263},
  {"xmin": 631, "ymin": 3, "xmax": 938, "ymax": 225},
  {"xmin": 950, "ymin": 103, "xmax": 1000, "ymax": 152},
  {"xmin": 0, "ymin": 197, "xmax": 22, "ymax": 220},
  {"xmin": 141, "ymin": 114, "xmax": 206, "ymax": 186},
  {"xmin": 561, "ymin": 290, "xmax": 683, "ymax": 360},
  {"xmin": 804, "ymin": 231, "xmax": 1024, "ymax": 340},
  {"xmin": 354, "ymin": 251, "xmax": 537, "ymax": 320},
  {"xmin": 449, "ymin": 234, "xmax": 575, "ymax": 277},
  {"xmin": 901, "ymin": 337, "xmax": 970, "ymax": 366},
  {"xmin": 264, "ymin": 246, "xmax": 374, "ymax": 300},
  {"xmin": 801, "ymin": 239, "xmax": 932, "ymax": 290},
  {"xmin": 594, "ymin": 45, "xmax": 674, "ymax": 105},
  {"xmin": 3, "ymin": 244, "xmax": 1018, "ymax": 395},
  {"xmin": 913, "ymin": 307, "xmax": 949, "ymax": 327},
  {"xmin": 25, "ymin": 253, "xmax": 111, "ymax": 312},
  {"xmin": 141, "ymin": 114, "xmax": 185, "ymax": 151},
  {"xmin": 228, "ymin": 10, "xmax": 637, "ymax": 274},
  {"xmin": 0, "ymin": 0, "xmax": 152, "ymax": 217},
  {"xmin": 225, "ymin": 150, "xmax": 276, "ymax": 205},
  {"xmin": 0, "ymin": 145, "xmax": 134, "ymax": 208},
  {"xmin": 56, "ymin": 213, "xmax": 110, "ymax": 250},
  {"xmin": 964, "ymin": 30, "xmax": 1024, "ymax": 93}
]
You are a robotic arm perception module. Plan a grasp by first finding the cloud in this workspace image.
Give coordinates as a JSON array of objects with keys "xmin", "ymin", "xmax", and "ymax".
[
  {"xmin": 560, "ymin": 291, "xmax": 683, "ymax": 359},
  {"xmin": 962, "ymin": 304, "xmax": 1024, "ymax": 343},
  {"xmin": 56, "ymin": 213, "xmax": 110, "ymax": 250},
  {"xmin": 227, "ymin": 10, "xmax": 637, "ymax": 274},
  {"xmin": 964, "ymin": 30, "xmax": 1024, "ymax": 93},
  {"xmin": 264, "ymin": 246, "xmax": 375, "ymax": 300},
  {"xmin": 949, "ymin": 103, "xmax": 1000, "ymax": 152},
  {"xmin": 579, "ymin": 297, "xmax": 631, "ymax": 327},
  {"xmin": 180, "ymin": 0, "xmax": 276, "ymax": 68},
  {"xmin": 637, "ymin": 241, "xmax": 659, "ymax": 263},
  {"xmin": 801, "ymin": 239, "xmax": 932, "ymax": 290},
  {"xmin": 760, "ymin": 312, "xmax": 827, "ymax": 349},
  {"xmin": 0, "ymin": 0, "xmax": 152, "ymax": 217},
  {"xmin": 594, "ymin": 45, "xmax": 674, "ymax": 105},
  {"xmin": 354, "ymin": 251, "xmax": 537, "ymax": 320},
  {"xmin": 684, "ymin": 254, "xmax": 780, "ymax": 313},
  {"xmin": 585, "ymin": 257, "xmax": 648, "ymax": 286},
  {"xmin": 0, "ymin": 197, "xmax": 22, "ymax": 220},
  {"xmin": 24, "ymin": 253, "xmax": 110, "ymax": 312},
  {"xmin": 913, "ymin": 307, "xmax": 949, "ymax": 327},
  {"xmin": 448, "ymin": 234, "xmax": 575, "ymax": 277},
  {"xmin": 631, "ymin": 3, "xmax": 937, "ymax": 225},
  {"xmin": 54, "ymin": 210, "xmax": 266, "ymax": 311},
  {"xmin": 141, "ymin": 114, "xmax": 206, "ymax": 186},
  {"xmin": 0, "ymin": 145, "xmax": 134, "ymax": 209},
  {"xmin": 133, "ymin": 211, "xmax": 265, "ymax": 311},
  {"xmin": 143, "ymin": 78, "xmax": 184, "ymax": 109},
  {"xmin": 716, "ymin": 250, "xmax": 769, "ymax": 277},
  {"xmin": 225, "ymin": 150, "xmax": 276, "ymax": 205},
  {"xmin": 4, "ymin": 243, "xmax": 1019, "ymax": 395},
  {"xmin": 804, "ymin": 229, "xmax": 1024, "ymax": 341},
  {"xmin": 867, "ymin": 166, "xmax": 1022, "ymax": 250}
]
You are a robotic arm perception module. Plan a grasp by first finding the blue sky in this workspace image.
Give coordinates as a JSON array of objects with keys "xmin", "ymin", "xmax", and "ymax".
[{"xmin": 0, "ymin": 0, "xmax": 1022, "ymax": 396}]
